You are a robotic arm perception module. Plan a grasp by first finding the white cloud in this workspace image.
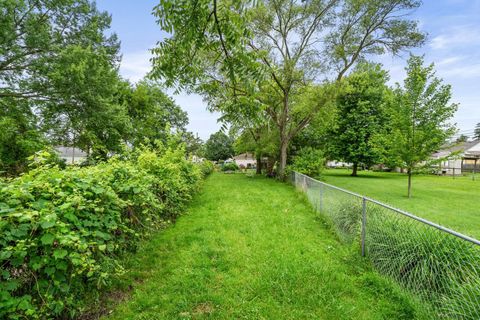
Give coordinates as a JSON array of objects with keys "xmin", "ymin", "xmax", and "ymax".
[
  {"xmin": 119, "ymin": 51, "xmax": 152, "ymax": 82},
  {"xmin": 430, "ymin": 25, "xmax": 480, "ymax": 50}
]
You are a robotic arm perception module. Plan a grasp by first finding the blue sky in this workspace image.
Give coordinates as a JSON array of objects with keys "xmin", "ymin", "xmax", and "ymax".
[{"xmin": 97, "ymin": 0, "xmax": 480, "ymax": 140}]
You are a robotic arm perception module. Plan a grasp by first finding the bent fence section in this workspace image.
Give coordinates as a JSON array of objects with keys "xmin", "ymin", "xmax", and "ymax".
[{"xmin": 291, "ymin": 171, "xmax": 480, "ymax": 319}]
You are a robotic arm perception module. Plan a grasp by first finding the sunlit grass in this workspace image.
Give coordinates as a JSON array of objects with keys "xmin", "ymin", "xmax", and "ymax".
[
  {"xmin": 103, "ymin": 173, "xmax": 428, "ymax": 319},
  {"xmin": 321, "ymin": 169, "xmax": 480, "ymax": 239}
]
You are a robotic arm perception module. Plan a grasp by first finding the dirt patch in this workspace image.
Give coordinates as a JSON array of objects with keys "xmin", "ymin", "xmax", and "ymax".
[{"xmin": 193, "ymin": 302, "xmax": 215, "ymax": 315}]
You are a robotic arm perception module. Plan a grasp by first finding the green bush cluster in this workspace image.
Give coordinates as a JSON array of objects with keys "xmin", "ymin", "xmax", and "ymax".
[
  {"xmin": 198, "ymin": 160, "xmax": 215, "ymax": 176},
  {"xmin": 221, "ymin": 162, "xmax": 239, "ymax": 172},
  {"xmin": 0, "ymin": 145, "xmax": 209, "ymax": 319},
  {"xmin": 289, "ymin": 147, "xmax": 325, "ymax": 178}
]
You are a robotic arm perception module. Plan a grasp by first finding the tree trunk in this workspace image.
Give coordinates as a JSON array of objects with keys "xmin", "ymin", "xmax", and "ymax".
[
  {"xmin": 351, "ymin": 163, "xmax": 358, "ymax": 176},
  {"xmin": 278, "ymin": 138, "xmax": 288, "ymax": 179},
  {"xmin": 256, "ymin": 153, "xmax": 262, "ymax": 174},
  {"xmin": 407, "ymin": 168, "xmax": 412, "ymax": 198}
]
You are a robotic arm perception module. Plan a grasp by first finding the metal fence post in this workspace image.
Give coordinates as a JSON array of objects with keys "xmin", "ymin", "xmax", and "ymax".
[
  {"xmin": 361, "ymin": 197, "xmax": 367, "ymax": 257},
  {"xmin": 319, "ymin": 183, "xmax": 323, "ymax": 213}
]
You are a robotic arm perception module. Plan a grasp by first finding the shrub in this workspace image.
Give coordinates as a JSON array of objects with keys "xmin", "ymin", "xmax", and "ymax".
[
  {"xmin": 0, "ymin": 145, "xmax": 203, "ymax": 319},
  {"xmin": 289, "ymin": 148, "xmax": 325, "ymax": 177},
  {"xmin": 222, "ymin": 162, "xmax": 239, "ymax": 172},
  {"xmin": 198, "ymin": 160, "xmax": 215, "ymax": 177}
]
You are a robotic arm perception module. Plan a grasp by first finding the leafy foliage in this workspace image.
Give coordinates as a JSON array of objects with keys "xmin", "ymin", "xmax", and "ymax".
[
  {"xmin": 388, "ymin": 55, "xmax": 457, "ymax": 197},
  {"xmin": 222, "ymin": 162, "xmax": 239, "ymax": 172},
  {"xmin": 329, "ymin": 63, "xmax": 390, "ymax": 176},
  {"xmin": 0, "ymin": 143, "xmax": 207, "ymax": 319},
  {"xmin": 204, "ymin": 131, "xmax": 234, "ymax": 161},
  {"xmin": 151, "ymin": 0, "xmax": 425, "ymax": 177},
  {"xmin": 289, "ymin": 147, "xmax": 325, "ymax": 178}
]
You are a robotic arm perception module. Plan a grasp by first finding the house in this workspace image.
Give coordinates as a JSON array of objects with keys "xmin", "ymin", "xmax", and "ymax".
[
  {"xmin": 233, "ymin": 152, "xmax": 257, "ymax": 168},
  {"xmin": 431, "ymin": 140, "xmax": 480, "ymax": 175},
  {"xmin": 55, "ymin": 146, "xmax": 87, "ymax": 164}
]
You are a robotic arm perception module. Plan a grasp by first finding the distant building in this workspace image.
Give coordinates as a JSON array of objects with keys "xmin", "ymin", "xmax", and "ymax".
[
  {"xmin": 431, "ymin": 140, "xmax": 480, "ymax": 175},
  {"xmin": 233, "ymin": 152, "xmax": 256, "ymax": 168},
  {"xmin": 326, "ymin": 160, "xmax": 352, "ymax": 168},
  {"xmin": 55, "ymin": 146, "xmax": 87, "ymax": 164}
]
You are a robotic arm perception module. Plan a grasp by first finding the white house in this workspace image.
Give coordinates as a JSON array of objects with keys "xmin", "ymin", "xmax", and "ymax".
[
  {"xmin": 431, "ymin": 140, "xmax": 480, "ymax": 175},
  {"xmin": 55, "ymin": 146, "xmax": 87, "ymax": 164},
  {"xmin": 233, "ymin": 152, "xmax": 256, "ymax": 168}
]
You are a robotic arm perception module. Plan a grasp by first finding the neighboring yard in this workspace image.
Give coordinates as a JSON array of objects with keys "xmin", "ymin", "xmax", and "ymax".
[
  {"xmin": 322, "ymin": 169, "xmax": 480, "ymax": 239},
  {"xmin": 104, "ymin": 173, "xmax": 428, "ymax": 319}
]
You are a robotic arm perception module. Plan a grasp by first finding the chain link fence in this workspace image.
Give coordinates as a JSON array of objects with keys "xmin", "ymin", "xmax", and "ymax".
[{"xmin": 291, "ymin": 171, "xmax": 480, "ymax": 319}]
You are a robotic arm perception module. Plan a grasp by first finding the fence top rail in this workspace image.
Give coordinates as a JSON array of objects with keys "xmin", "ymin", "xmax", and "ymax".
[{"xmin": 292, "ymin": 171, "xmax": 480, "ymax": 246}]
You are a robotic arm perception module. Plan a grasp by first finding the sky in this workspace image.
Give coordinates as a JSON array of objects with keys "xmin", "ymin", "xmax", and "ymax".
[{"xmin": 96, "ymin": 0, "xmax": 480, "ymax": 140}]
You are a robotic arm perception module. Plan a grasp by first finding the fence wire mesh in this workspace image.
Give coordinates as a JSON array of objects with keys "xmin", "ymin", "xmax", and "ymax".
[{"xmin": 291, "ymin": 171, "xmax": 480, "ymax": 319}]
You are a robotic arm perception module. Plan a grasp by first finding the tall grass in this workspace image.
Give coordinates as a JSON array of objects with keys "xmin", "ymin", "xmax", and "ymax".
[{"xmin": 295, "ymin": 173, "xmax": 480, "ymax": 319}]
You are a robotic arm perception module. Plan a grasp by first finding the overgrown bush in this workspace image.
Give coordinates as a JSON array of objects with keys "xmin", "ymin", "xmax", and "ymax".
[
  {"xmin": 222, "ymin": 162, "xmax": 239, "ymax": 172},
  {"xmin": 289, "ymin": 147, "xmax": 325, "ymax": 177},
  {"xmin": 198, "ymin": 160, "xmax": 215, "ymax": 177},
  {"xmin": 0, "ymin": 143, "xmax": 204, "ymax": 319}
]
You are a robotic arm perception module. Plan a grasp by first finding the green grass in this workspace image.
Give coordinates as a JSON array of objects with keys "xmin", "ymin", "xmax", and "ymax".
[
  {"xmin": 103, "ymin": 173, "xmax": 428, "ymax": 320},
  {"xmin": 321, "ymin": 169, "xmax": 480, "ymax": 239}
]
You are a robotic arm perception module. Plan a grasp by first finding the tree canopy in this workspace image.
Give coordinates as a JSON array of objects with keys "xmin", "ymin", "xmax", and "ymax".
[
  {"xmin": 389, "ymin": 55, "xmax": 457, "ymax": 197},
  {"xmin": 329, "ymin": 63, "xmax": 390, "ymax": 176},
  {"xmin": 151, "ymin": 0, "xmax": 426, "ymax": 177}
]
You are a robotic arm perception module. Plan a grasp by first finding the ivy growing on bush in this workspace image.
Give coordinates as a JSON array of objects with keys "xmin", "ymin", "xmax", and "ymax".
[{"xmin": 0, "ymin": 142, "xmax": 213, "ymax": 319}]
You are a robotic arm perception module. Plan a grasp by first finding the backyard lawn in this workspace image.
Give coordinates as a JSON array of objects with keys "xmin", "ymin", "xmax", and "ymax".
[
  {"xmin": 322, "ymin": 169, "xmax": 480, "ymax": 239},
  {"xmin": 103, "ymin": 173, "xmax": 428, "ymax": 319}
]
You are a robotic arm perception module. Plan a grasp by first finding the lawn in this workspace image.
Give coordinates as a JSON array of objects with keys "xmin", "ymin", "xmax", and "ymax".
[
  {"xmin": 103, "ymin": 173, "xmax": 428, "ymax": 320},
  {"xmin": 321, "ymin": 169, "xmax": 480, "ymax": 239}
]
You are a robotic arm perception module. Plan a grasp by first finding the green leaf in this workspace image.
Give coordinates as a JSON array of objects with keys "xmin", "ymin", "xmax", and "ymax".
[
  {"xmin": 40, "ymin": 233, "xmax": 55, "ymax": 245},
  {"xmin": 53, "ymin": 249, "xmax": 68, "ymax": 259}
]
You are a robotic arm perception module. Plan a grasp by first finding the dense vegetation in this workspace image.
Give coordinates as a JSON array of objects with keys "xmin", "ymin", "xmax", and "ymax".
[
  {"xmin": 0, "ymin": 141, "xmax": 213, "ymax": 319},
  {"xmin": 0, "ymin": 1, "xmax": 201, "ymax": 176}
]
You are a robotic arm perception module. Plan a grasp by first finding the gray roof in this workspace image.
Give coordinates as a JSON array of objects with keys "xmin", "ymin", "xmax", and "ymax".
[
  {"xmin": 55, "ymin": 146, "xmax": 87, "ymax": 158},
  {"xmin": 433, "ymin": 140, "xmax": 480, "ymax": 158}
]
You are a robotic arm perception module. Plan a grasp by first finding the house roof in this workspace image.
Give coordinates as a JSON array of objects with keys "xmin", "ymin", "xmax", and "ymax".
[
  {"xmin": 55, "ymin": 146, "xmax": 88, "ymax": 158},
  {"xmin": 432, "ymin": 140, "xmax": 480, "ymax": 158},
  {"xmin": 233, "ymin": 152, "xmax": 255, "ymax": 160}
]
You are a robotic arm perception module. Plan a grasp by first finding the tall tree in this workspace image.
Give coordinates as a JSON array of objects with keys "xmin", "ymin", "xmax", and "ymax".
[
  {"xmin": 123, "ymin": 81, "xmax": 188, "ymax": 147},
  {"xmin": 151, "ymin": 0, "xmax": 425, "ymax": 178},
  {"xmin": 474, "ymin": 123, "xmax": 480, "ymax": 140},
  {"xmin": 41, "ymin": 45, "xmax": 127, "ymax": 158},
  {"xmin": 204, "ymin": 131, "xmax": 234, "ymax": 161},
  {"xmin": 0, "ymin": 99, "xmax": 45, "ymax": 175},
  {"xmin": 0, "ymin": 0, "xmax": 119, "ymax": 101},
  {"xmin": 389, "ymin": 56, "xmax": 457, "ymax": 198},
  {"xmin": 329, "ymin": 63, "xmax": 390, "ymax": 176}
]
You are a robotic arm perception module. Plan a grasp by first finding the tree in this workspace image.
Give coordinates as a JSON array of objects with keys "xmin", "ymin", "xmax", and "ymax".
[
  {"xmin": 329, "ymin": 63, "xmax": 390, "ymax": 176},
  {"xmin": 41, "ymin": 45, "xmax": 127, "ymax": 159},
  {"xmin": 124, "ymin": 81, "xmax": 188, "ymax": 147},
  {"xmin": 455, "ymin": 134, "xmax": 469, "ymax": 143},
  {"xmin": 151, "ymin": 0, "xmax": 425, "ymax": 178},
  {"xmin": 474, "ymin": 123, "xmax": 480, "ymax": 140},
  {"xmin": 204, "ymin": 131, "xmax": 234, "ymax": 161},
  {"xmin": 389, "ymin": 56, "xmax": 457, "ymax": 198},
  {"xmin": 0, "ymin": 0, "xmax": 119, "ymax": 101},
  {"xmin": 182, "ymin": 132, "xmax": 205, "ymax": 157},
  {"xmin": 1, "ymin": 0, "xmax": 124, "ymax": 166},
  {"xmin": 0, "ymin": 99, "xmax": 45, "ymax": 175}
]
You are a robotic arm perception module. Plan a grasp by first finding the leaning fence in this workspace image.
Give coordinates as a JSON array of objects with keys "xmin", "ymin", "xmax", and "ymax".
[{"xmin": 291, "ymin": 171, "xmax": 480, "ymax": 319}]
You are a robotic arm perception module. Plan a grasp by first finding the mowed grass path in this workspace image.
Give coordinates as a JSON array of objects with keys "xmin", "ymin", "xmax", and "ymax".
[
  {"xmin": 104, "ymin": 173, "xmax": 428, "ymax": 320},
  {"xmin": 322, "ymin": 169, "xmax": 480, "ymax": 239}
]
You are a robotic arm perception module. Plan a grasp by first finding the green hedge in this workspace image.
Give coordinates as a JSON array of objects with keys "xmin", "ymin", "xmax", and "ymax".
[{"xmin": 0, "ymin": 145, "xmax": 211, "ymax": 319}]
